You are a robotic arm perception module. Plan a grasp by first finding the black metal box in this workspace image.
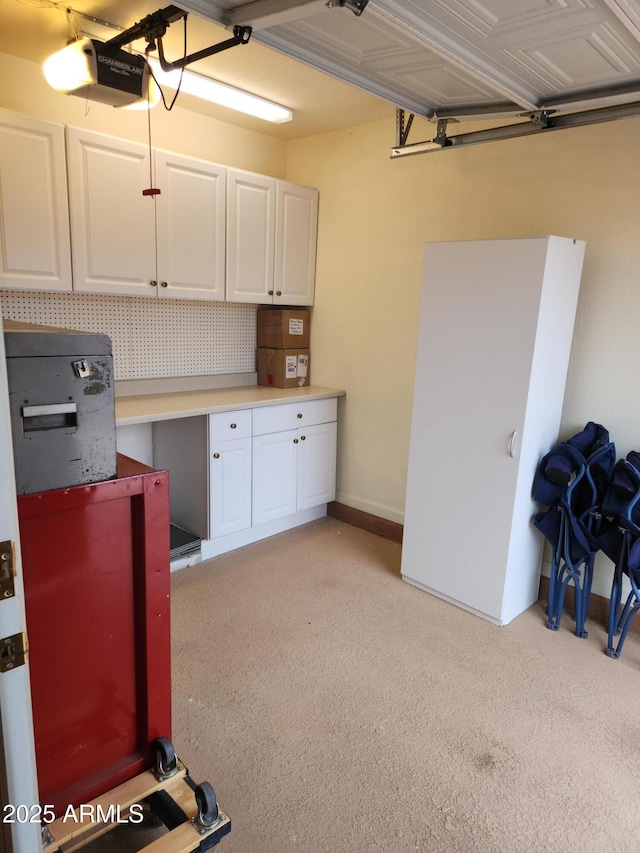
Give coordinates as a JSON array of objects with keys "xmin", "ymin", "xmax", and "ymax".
[{"xmin": 4, "ymin": 320, "xmax": 117, "ymax": 494}]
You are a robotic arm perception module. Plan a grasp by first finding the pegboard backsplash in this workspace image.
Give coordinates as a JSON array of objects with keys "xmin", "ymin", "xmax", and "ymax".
[{"xmin": 1, "ymin": 291, "xmax": 258, "ymax": 380}]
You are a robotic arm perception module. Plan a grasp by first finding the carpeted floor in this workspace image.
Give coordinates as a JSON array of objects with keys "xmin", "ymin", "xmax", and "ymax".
[
  {"xmin": 162, "ymin": 516, "xmax": 640, "ymax": 853},
  {"xmin": 89, "ymin": 515, "xmax": 640, "ymax": 851}
]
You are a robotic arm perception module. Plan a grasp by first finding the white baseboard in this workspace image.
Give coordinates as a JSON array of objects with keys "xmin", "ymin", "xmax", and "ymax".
[{"xmin": 197, "ymin": 505, "xmax": 327, "ymax": 561}]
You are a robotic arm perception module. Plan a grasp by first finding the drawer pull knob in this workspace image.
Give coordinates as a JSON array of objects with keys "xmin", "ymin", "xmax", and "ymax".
[
  {"xmin": 213, "ymin": 453, "xmax": 220, "ymax": 459},
  {"xmin": 297, "ymin": 413, "xmax": 303, "ymax": 419},
  {"xmin": 230, "ymin": 423, "xmax": 237, "ymax": 429}
]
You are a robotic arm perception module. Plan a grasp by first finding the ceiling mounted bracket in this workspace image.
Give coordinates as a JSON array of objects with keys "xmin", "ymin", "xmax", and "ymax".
[
  {"xmin": 105, "ymin": 5, "xmax": 253, "ymax": 72},
  {"xmin": 226, "ymin": 0, "xmax": 368, "ymax": 29},
  {"xmin": 391, "ymin": 101, "xmax": 640, "ymax": 158},
  {"xmin": 395, "ymin": 108, "xmax": 414, "ymax": 147},
  {"xmin": 523, "ymin": 109, "xmax": 554, "ymax": 128},
  {"xmin": 105, "ymin": 5, "xmax": 186, "ymax": 49},
  {"xmin": 156, "ymin": 25, "xmax": 252, "ymax": 72},
  {"xmin": 395, "ymin": 109, "xmax": 451, "ymax": 152},
  {"xmin": 433, "ymin": 118, "xmax": 451, "ymax": 148}
]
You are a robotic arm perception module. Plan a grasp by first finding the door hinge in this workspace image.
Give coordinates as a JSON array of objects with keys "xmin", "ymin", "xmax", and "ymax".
[
  {"xmin": 0, "ymin": 541, "xmax": 15, "ymax": 600},
  {"xmin": 0, "ymin": 633, "xmax": 27, "ymax": 672}
]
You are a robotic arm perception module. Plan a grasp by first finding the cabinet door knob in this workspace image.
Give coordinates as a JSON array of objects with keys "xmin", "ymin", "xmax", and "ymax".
[
  {"xmin": 300, "ymin": 435, "xmax": 306, "ymax": 440},
  {"xmin": 293, "ymin": 438, "xmax": 299, "ymax": 444},
  {"xmin": 150, "ymin": 279, "xmax": 157, "ymax": 287},
  {"xmin": 268, "ymin": 290, "xmax": 274, "ymax": 295},
  {"xmin": 276, "ymin": 291, "xmax": 282, "ymax": 296},
  {"xmin": 230, "ymin": 423, "xmax": 237, "ymax": 429},
  {"xmin": 160, "ymin": 281, "xmax": 168, "ymax": 288},
  {"xmin": 213, "ymin": 453, "xmax": 220, "ymax": 459},
  {"xmin": 297, "ymin": 413, "xmax": 303, "ymax": 419}
]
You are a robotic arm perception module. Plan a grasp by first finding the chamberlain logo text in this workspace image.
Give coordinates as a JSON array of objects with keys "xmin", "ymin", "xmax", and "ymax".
[{"xmin": 98, "ymin": 55, "xmax": 143, "ymax": 76}]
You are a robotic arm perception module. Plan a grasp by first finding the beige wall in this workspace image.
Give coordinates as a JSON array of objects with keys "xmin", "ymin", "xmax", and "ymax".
[
  {"xmin": 0, "ymin": 52, "xmax": 287, "ymax": 176},
  {"xmin": 287, "ymin": 116, "xmax": 640, "ymax": 595}
]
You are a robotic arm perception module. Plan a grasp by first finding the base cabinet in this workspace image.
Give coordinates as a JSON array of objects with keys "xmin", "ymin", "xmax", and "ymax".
[
  {"xmin": 208, "ymin": 410, "xmax": 252, "ymax": 539},
  {"xmin": 153, "ymin": 397, "xmax": 338, "ymax": 557},
  {"xmin": 253, "ymin": 429, "xmax": 298, "ymax": 525},
  {"xmin": 253, "ymin": 421, "xmax": 337, "ymax": 525},
  {"xmin": 298, "ymin": 421, "xmax": 337, "ymax": 509},
  {"xmin": 252, "ymin": 398, "xmax": 337, "ymax": 526}
]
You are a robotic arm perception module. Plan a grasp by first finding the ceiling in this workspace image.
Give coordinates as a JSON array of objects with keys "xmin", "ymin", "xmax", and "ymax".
[{"xmin": 3, "ymin": 0, "xmax": 640, "ymax": 146}]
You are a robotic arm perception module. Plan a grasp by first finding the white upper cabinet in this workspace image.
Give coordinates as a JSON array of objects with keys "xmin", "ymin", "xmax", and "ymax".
[
  {"xmin": 2, "ymin": 116, "xmax": 317, "ymax": 303},
  {"xmin": 227, "ymin": 169, "xmax": 318, "ymax": 305},
  {"xmin": 274, "ymin": 181, "xmax": 318, "ymax": 306},
  {"xmin": 154, "ymin": 149, "xmax": 226, "ymax": 301},
  {"xmin": 226, "ymin": 169, "xmax": 275, "ymax": 303},
  {"xmin": 66, "ymin": 128, "xmax": 226, "ymax": 300},
  {"xmin": 66, "ymin": 127, "xmax": 156, "ymax": 297},
  {"xmin": 0, "ymin": 110, "xmax": 72, "ymax": 292}
]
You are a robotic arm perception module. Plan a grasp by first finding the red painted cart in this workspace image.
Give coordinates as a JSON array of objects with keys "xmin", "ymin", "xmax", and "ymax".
[{"xmin": 19, "ymin": 456, "xmax": 230, "ymax": 851}]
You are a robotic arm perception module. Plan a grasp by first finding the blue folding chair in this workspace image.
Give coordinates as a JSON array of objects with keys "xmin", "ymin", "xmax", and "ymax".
[
  {"xmin": 533, "ymin": 423, "xmax": 615, "ymax": 638},
  {"xmin": 598, "ymin": 454, "xmax": 640, "ymax": 658}
]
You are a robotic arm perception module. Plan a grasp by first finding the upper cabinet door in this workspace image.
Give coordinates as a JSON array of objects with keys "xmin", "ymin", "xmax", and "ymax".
[
  {"xmin": 0, "ymin": 110, "xmax": 72, "ymax": 292},
  {"xmin": 226, "ymin": 169, "xmax": 275, "ymax": 303},
  {"xmin": 155, "ymin": 150, "xmax": 226, "ymax": 301},
  {"xmin": 274, "ymin": 181, "xmax": 318, "ymax": 306},
  {"xmin": 66, "ymin": 127, "xmax": 157, "ymax": 297}
]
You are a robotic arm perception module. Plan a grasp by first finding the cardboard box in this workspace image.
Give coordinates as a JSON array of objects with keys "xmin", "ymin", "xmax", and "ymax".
[
  {"xmin": 257, "ymin": 309, "xmax": 310, "ymax": 349},
  {"xmin": 258, "ymin": 348, "xmax": 310, "ymax": 388}
]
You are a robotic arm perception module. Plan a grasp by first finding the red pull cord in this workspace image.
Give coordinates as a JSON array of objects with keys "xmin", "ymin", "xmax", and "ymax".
[{"xmin": 143, "ymin": 50, "xmax": 161, "ymax": 197}]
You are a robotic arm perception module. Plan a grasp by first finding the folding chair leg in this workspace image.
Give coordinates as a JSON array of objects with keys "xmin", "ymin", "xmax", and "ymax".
[
  {"xmin": 609, "ymin": 600, "xmax": 640, "ymax": 659},
  {"xmin": 546, "ymin": 548, "xmax": 562, "ymax": 630}
]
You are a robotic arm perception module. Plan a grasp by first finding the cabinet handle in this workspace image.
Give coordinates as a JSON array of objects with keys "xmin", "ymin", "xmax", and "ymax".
[
  {"xmin": 150, "ymin": 280, "xmax": 157, "ymax": 287},
  {"xmin": 300, "ymin": 435, "xmax": 306, "ymax": 440},
  {"xmin": 160, "ymin": 281, "xmax": 168, "ymax": 288},
  {"xmin": 297, "ymin": 413, "xmax": 303, "ymax": 419},
  {"xmin": 293, "ymin": 438, "xmax": 299, "ymax": 444},
  {"xmin": 508, "ymin": 430, "xmax": 518, "ymax": 458},
  {"xmin": 276, "ymin": 290, "xmax": 282, "ymax": 296},
  {"xmin": 230, "ymin": 423, "xmax": 237, "ymax": 429},
  {"xmin": 268, "ymin": 290, "xmax": 274, "ymax": 295},
  {"xmin": 213, "ymin": 453, "xmax": 220, "ymax": 459}
]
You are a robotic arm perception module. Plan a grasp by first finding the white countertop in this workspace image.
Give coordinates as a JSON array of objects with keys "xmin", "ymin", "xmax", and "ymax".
[{"xmin": 115, "ymin": 384, "xmax": 346, "ymax": 426}]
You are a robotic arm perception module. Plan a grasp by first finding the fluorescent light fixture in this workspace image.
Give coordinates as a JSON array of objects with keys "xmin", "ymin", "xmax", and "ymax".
[{"xmin": 147, "ymin": 59, "xmax": 293, "ymax": 123}]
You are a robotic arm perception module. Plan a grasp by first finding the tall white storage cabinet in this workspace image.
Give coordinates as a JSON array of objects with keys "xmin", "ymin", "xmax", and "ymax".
[{"xmin": 401, "ymin": 236, "xmax": 585, "ymax": 626}]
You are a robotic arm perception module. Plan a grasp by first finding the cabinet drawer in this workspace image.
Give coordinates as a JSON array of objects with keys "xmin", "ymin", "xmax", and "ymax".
[
  {"xmin": 209, "ymin": 409, "xmax": 252, "ymax": 442},
  {"xmin": 253, "ymin": 398, "xmax": 337, "ymax": 436}
]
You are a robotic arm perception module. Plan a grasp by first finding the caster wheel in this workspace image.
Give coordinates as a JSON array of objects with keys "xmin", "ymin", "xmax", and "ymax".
[
  {"xmin": 195, "ymin": 781, "xmax": 219, "ymax": 827},
  {"xmin": 152, "ymin": 737, "xmax": 178, "ymax": 778}
]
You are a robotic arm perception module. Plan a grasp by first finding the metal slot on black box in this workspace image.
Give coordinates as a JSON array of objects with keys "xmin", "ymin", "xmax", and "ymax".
[{"xmin": 22, "ymin": 403, "xmax": 78, "ymax": 434}]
